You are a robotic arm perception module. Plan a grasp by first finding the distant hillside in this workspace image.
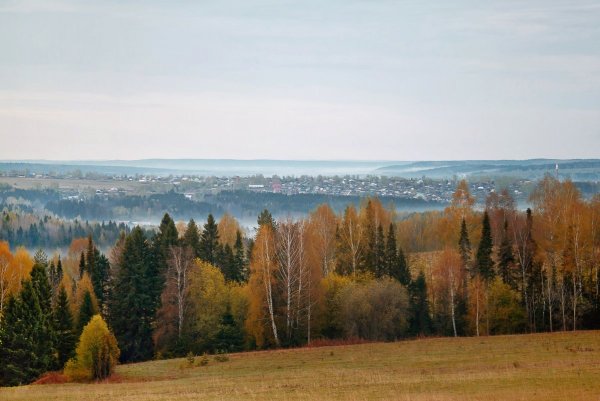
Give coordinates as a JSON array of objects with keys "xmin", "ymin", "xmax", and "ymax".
[
  {"xmin": 2, "ymin": 159, "xmax": 600, "ymax": 181},
  {"xmin": 376, "ymin": 159, "xmax": 600, "ymax": 180}
]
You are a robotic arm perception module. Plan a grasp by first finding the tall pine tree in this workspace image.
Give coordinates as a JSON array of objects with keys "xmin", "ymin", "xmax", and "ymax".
[
  {"xmin": 498, "ymin": 220, "xmax": 516, "ymax": 288},
  {"xmin": 77, "ymin": 290, "xmax": 97, "ymax": 336},
  {"xmin": 199, "ymin": 214, "xmax": 219, "ymax": 265},
  {"xmin": 183, "ymin": 218, "xmax": 201, "ymax": 258},
  {"xmin": 475, "ymin": 211, "xmax": 494, "ymax": 281},
  {"xmin": 458, "ymin": 217, "xmax": 471, "ymax": 275},
  {"xmin": 0, "ymin": 280, "xmax": 54, "ymax": 385},
  {"xmin": 233, "ymin": 230, "xmax": 247, "ymax": 282},
  {"xmin": 54, "ymin": 286, "xmax": 76, "ymax": 368},
  {"xmin": 110, "ymin": 227, "xmax": 159, "ymax": 362},
  {"xmin": 409, "ymin": 271, "xmax": 432, "ymax": 336}
]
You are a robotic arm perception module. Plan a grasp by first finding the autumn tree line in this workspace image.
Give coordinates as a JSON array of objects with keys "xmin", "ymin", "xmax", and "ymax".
[
  {"xmin": 1, "ymin": 175, "xmax": 600, "ymax": 386},
  {"xmin": 0, "ymin": 209, "xmax": 129, "ymax": 249}
]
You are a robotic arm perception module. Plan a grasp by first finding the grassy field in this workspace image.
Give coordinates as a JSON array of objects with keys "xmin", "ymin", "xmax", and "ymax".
[{"xmin": 2, "ymin": 331, "xmax": 600, "ymax": 401}]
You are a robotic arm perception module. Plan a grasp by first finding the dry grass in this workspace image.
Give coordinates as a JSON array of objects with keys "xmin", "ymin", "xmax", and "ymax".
[{"xmin": 2, "ymin": 331, "xmax": 600, "ymax": 400}]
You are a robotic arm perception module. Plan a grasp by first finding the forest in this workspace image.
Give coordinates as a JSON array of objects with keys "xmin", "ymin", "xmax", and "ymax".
[{"xmin": 1, "ymin": 175, "xmax": 599, "ymax": 386}]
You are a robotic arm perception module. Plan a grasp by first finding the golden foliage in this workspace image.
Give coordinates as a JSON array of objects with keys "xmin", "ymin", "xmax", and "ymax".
[
  {"xmin": 64, "ymin": 315, "xmax": 120, "ymax": 381},
  {"xmin": 217, "ymin": 213, "xmax": 241, "ymax": 247}
]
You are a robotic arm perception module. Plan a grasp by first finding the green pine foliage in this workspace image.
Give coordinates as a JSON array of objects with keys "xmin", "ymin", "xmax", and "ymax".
[
  {"xmin": 183, "ymin": 218, "xmax": 201, "ymax": 258},
  {"xmin": 0, "ymin": 280, "xmax": 55, "ymax": 386},
  {"xmin": 109, "ymin": 227, "xmax": 159, "ymax": 362},
  {"xmin": 214, "ymin": 310, "xmax": 245, "ymax": 352},
  {"xmin": 233, "ymin": 230, "xmax": 247, "ymax": 282},
  {"xmin": 77, "ymin": 290, "xmax": 97, "ymax": 336},
  {"xmin": 54, "ymin": 286, "xmax": 77, "ymax": 368},
  {"xmin": 458, "ymin": 218, "xmax": 471, "ymax": 274},
  {"xmin": 199, "ymin": 214, "xmax": 219, "ymax": 265},
  {"xmin": 476, "ymin": 211, "xmax": 494, "ymax": 281},
  {"xmin": 408, "ymin": 271, "xmax": 432, "ymax": 336},
  {"xmin": 498, "ymin": 221, "xmax": 516, "ymax": 288},
  {"xmin": 79, "ymin": 251, "xmax": 86, "ymax": 279}
]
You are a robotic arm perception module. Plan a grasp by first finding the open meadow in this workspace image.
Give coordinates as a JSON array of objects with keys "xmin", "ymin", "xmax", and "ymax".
[{"xmin": 2, "ymin": 331, "xmax": 599, "ymax": 401}]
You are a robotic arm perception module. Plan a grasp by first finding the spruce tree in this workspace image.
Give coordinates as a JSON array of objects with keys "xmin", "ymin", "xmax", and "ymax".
[
  {"xmin": 233, "ymin": 230, "xmax": 246, "ymax": 282},
  {"xmin": 0, "ymin": 296, "xmax": 37, "ymax": 386},
  {"xmin": 183, "ymin": 218, "xmax": 201, "ymax": 257},
  {"xmin": 30, "ymin": 262, "xmax": 53, "ymax": 316},
  {"xmin": 498, "ymin": 220, "xmax": 516, "ymax": 288},
  {"xmin": 0, "ymin": 281, "xmax": 54, "ymax": 385},
  {"xmin": 458, "ymin": 217, "xmax": 471, "ymax": 275},
  {"xmin": 384, "ymin": 223, "xmax": 398, "ymax": 277},
  {"xmin": 54, "ymin": 286, "xmax": 76, "ymax": 368},
  {"xmin": 374, "ymin": 224, "xmax": 386, "ymax": 277},
  {"xmin": 152, "ymin": 213, "xmax": 179, "ymax": 313},
  {"xmin": 92, "ymin": 254, "xmax": 110, "ymax": 313},
  {"xmin": 219, "ymin": 244, "xmax": 237, "ymax": 282},
  {"xmin": 79, "ymin": 251, "xmax": 86, "ymax": 279},
  {"xmin": 109, "ymin": 227, "xmax": 158, "ymax": 362},
  {"xmin": 257, "ymin": 209, "xmax": 274, "ymax": 228},
  {"xmin": 30, "ymin": 260, "xmax": 57, "ymax": 369},
  {"xmin": 199, "ymin": 214, "xmax": 219, "ymax": 265},
  {"xmin": 214, "ymin": 309, "xmax": 244, "ymax": 352},
  {"xmin": 475, "ymin": 211, "xmax": 494, "ymax": 281},
  {"xmin": 391, "ymin": 248, "xmax": 411, "ymax": 286},
  {"xmin": 56, "ymin": 256, "xmax": 63, "ymax": 282},
  {"xmin": 77, "ymin": 290, "xmax": 96, "ymax": 335},
  {"xmin": 408, "ymin": 271, "xmax": 432, "ymax": 336}
]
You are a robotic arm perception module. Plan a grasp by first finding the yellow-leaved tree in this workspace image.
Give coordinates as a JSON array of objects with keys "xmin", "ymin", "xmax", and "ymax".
[{"xmin": 65, "ymin": 314, "xmax": 120, "ymax": 381}]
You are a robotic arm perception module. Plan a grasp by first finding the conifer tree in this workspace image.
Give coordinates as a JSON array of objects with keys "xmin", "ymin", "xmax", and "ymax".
[
  {"xmin": 374, "ymin": 224, "xmax": 386, "ymax": 277},
  {"xmin": 0, "ymin": 280, "xmax": 54, "ymax": 385},
  {"xmin": 54, "ymin": 286, "xmax": 76, "ymax": 368},
  {"xmin": 30, "ymin": 262, "xmax": 53, "ymax": 316},
  {"xmin": 391, "ymin": 248, "xmax": 411, "ymax": 286},
  {"xmin": 498, "ymin": 220, "xmax": 516, "ymax": 288},
  {"xmin": 458, "ymin": 217, "xmax": 471, "ymax": 275},
  {"xmin": 199, "ymin": 214, "xmax": 219, "ymax": 265},
  {"xmin": 219, "ymin": 244, "xmax": 237, "ymax": 282},
  {"xmin": 29, "ymin": 259, "xmax": 57, "ymax": 369},
  {"xmin": 0, "ymin": 296, "xmax": 37, "ymax": 386},
  {"xmin": 409, "ymin": 271, "xmax": 432, "ymax": 336},
  {"xmin": 56, "ymin": 256, "xmax": 63, "ymax": 282},
  {"xmin": 183, "ymin": 218, "xmax": 201, "ymax": 257},
  {"xmin": 214, "ymin": 309, "xmax": 244, "ymax": 352},
  {"xmin": 257, "ymin": 209, "xmax": 275, "ymax": 228},
  {"xmin": 233, "ymin": 230, "xmax": 246, "ymax": 282},
  {"xmin": 476, "ymin": 211, "xmax": 494, "ymax": 281},
  {"xmin": 384, "ymin": 223, "xmax": 398, "ymax": 277},
  {"xmin": 79, "ymin": 251, "xmax": 86, "ymax": 279},
  {"xmin": 92, "ymin": 254, "xmax": 110, "ymax": 313},
  {"xmin": 77, "ymin": 290, "xmax": 97, "ymax": 336},
  {"xmin": 109, "ymin": 227, "xmax": 158, "ymax": 362}
]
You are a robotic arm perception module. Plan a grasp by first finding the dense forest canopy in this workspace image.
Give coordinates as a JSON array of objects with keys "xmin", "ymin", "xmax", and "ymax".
[{"xmin": 1, "ymin": 175, "xmax": 599, "ymax": 386}]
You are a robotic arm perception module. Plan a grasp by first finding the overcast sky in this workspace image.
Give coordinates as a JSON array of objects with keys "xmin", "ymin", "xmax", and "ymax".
[{"xmin": 0, "ymin": 0, "xmax": 599, "ymax": 161}]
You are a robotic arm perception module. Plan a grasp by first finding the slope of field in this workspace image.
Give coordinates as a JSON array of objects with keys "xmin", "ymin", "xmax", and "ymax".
[{"xmin": 2, "ymin": 331, "xmax": 600, "ymax": 401}]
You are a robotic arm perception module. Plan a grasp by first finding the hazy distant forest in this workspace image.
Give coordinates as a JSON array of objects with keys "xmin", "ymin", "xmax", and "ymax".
[{"xmin": 1, "ymin": 175, "xmax": 600, "ymax": 386}]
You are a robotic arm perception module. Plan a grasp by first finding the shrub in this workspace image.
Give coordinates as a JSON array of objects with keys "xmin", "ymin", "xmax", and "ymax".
[
  {"xmin": 64, "ymin": 315, "xmax": 120, "ymax": 381},
  {"xmin": 198, "ymin": 353, "xmax": 209, "ymax": 366},
  {"xmin": 214, "ymin": 350, "xmax": 229, "ymax": 362},
  {"xmin": 338, "ymin": 278, "xmax": 409, "ymax": 341},
  {"xmin": 186, "ymin": 351, "xmax": 195, "ymax": 366}
]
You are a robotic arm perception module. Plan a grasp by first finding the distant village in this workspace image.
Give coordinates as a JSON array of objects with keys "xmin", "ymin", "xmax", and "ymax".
[{"xmin": 0, "ymin": 168, "xmax": 534, "ymax": 205}]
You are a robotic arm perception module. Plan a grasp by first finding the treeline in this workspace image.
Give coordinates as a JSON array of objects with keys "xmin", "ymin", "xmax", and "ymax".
[
  {"xmin": 208, "ymin": 190, "xmax": 443, "ymax": 220},
  {"xmin": 0, "ymin": 210, "xmax": 129, "ymax": 249},
  {"xmin": 46, "ymin": 191, "xmax": 221, "ymax": 221},
  {"xmin": 1, "ymin": 175, "xmax": 600, "ymax": 386}
]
